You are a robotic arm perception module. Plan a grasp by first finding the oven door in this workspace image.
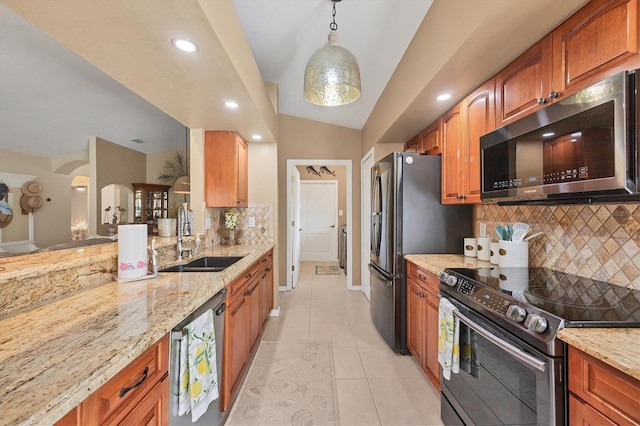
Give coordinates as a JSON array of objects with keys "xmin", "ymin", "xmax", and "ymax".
[{"xmin": 440, "ymin": 300, "xmax": 564, "ymax": 426}]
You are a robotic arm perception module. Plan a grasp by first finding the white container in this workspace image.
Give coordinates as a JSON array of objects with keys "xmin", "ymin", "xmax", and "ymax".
[
  {"xmin": 464, "ymin": 238, "xmax": 477, "ymax": 257},
  {"xmin": 490, "ymin": 242, "xmax": 500, "ymax": 265},
  {"xmin": 118, "ymin": 224, "xmax": 148, "ymax": 281},
  {"xmin": 498, "ymin": 240, "xmax": 529, "ymax": 268},
  {"xmin": 477, "ymin": 237, "xmax": 492, "ymax": 261},
  {"xmin": 157, "ymin": 218, "xmax": 176, "ymax": 237}
]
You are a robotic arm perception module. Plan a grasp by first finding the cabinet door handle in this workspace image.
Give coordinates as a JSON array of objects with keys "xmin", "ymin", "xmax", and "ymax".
[
  {"xmin": 418, "ymin": 274, "xmax": 426, "ymax": 281},
  {"xmin": 119, "ymin": 366, "xmax": 149, "ymax": 398},
  {"xmin": 245, "ymin": 272, "xmax": 253, "ymax": 279}
]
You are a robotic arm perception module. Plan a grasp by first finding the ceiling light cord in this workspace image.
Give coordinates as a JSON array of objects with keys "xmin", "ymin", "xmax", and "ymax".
[{"xmin": 330, "ymin": 1, "xmax": 338, "ymax": 31}]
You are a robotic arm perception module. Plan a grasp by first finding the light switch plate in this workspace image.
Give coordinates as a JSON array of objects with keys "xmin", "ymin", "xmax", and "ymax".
[
  {"xmin": 205, "ymin": 217, "xmax": 211, "ymax": 230},
  {"xmin": 339, "ymin": 210, "xmax": 343, "ymax": 216},
  {"xmin": 248, "ymin": 216, "xmax": 256, "ymax": 228},
  {"xmin": 479, "ymin": 222, "xmax": 487, "ymax": 237}
]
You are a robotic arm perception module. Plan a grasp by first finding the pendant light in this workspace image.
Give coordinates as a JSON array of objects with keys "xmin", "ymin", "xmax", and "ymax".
[
  {"xmin": 304, "ymin": 0, "xmax": 361, "ymax": 106},
  {"xmin": 173, "ymin": 128, "xmax": 190, "ymax": 194}
]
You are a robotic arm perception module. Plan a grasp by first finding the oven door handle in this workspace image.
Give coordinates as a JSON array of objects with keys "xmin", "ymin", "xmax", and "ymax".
[{"xmin": 454, "ymin": 310, "xmax": 547, "ymax": 372}]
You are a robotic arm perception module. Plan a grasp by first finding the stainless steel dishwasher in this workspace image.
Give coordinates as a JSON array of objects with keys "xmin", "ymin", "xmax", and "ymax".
[{"xmin": 169, "ymin": 288, "xmax": 226, "ymax": 425}]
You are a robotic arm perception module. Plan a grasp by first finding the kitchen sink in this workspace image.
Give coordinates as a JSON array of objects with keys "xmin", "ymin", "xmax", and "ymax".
[{"xmin": 160, "ymin": 256, "xmax": 245, "ymax": 272}]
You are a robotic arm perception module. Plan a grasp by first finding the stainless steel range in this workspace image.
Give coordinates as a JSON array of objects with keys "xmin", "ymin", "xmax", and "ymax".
[{"xmin": 438, "ymin": 267, "xmax": 640, "ymax": 425}]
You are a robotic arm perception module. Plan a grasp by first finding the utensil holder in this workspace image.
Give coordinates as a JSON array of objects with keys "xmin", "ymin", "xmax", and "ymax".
[{"xmin": 498, "ymin": 240, "xmax": 529, "ymax": 268}]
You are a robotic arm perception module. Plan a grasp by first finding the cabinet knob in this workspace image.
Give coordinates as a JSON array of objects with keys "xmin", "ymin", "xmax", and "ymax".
[
  {"xmin": 537, "ymin": 98, "xmax": 548, "ymax": 105},
  {"xmin": 548, "ymin": 91, "xmax": 560, "ymax": 99}
]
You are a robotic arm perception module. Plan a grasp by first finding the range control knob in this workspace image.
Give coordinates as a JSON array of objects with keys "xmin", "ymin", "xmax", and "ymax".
[
  {"xmin": 438, "ymin": 272, "xmax": 458, "ymax": 287},
  {"xmin": 525, "ymin": 315, "xmax": 548, "ymax": 333},
  {"xmin": 506, "ymin": 305, "xmax": 527, "ymax": 323}
]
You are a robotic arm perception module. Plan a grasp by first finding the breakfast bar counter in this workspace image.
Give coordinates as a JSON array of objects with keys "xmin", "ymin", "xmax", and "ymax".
[{"xmin": 0, "ymin": 242, "xmax": 274, "ymax": 426}]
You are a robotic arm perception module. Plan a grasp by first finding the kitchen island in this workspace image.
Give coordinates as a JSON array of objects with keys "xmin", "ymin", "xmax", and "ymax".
[{"xmin": 0, "ymin": 242, "xmax": 274, "ymax": 426}]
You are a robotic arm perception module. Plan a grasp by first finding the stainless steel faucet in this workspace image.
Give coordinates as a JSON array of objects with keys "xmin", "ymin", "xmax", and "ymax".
[{"xmin": 176, "ymin": 203, "xmax": 192, "ymax": 261}]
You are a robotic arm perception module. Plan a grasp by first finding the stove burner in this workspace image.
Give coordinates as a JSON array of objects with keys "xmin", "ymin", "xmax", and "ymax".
[{"xmin": 524, "ymin": 287, "xmax": 619, "ymax": 310}]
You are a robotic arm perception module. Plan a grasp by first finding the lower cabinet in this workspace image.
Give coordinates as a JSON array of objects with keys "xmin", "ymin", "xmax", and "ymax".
[
  {"xmin": 406, "ymin": 261, "xmax": 440, "ymax": 391},
  {"xmin": 568, "ymin": 346, "xmax": 640, "ymax": 425},
  {"xmin": 222, "ymin": 249, "xmax": 274, "ymax": 412},
  {"xmin": 55, "ymin": 334, "xmax": 169, "ymax": 426}
]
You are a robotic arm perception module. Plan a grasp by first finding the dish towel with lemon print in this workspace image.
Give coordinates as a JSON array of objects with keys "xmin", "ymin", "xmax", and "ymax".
[
  {"xmin": 177, "ymin": 309, "xmax": 219, "ymax": 422},
  {"xmin": 438, "ymin": 297, "xmax": 460, "ymax": 380}
]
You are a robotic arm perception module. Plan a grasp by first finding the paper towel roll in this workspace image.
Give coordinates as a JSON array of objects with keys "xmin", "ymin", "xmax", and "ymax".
[{"xmin": 118, "ymin": 224, "xmax": 148, "ymax": 280}]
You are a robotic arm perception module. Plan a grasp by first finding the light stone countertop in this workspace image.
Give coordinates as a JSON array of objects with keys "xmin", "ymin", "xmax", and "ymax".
[
  {"xmin": 403, "ymin": 254, "xmax": 640, "ymax": 381},
  {"xmin": 0, "ymin": 243, "xmax": 274, "ymax": 426}
]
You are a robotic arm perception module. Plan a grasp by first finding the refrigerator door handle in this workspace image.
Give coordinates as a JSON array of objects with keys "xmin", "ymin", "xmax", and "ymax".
[{"xmin": 368, "ymin": 262, "xmax": 397, "ymax": 282}]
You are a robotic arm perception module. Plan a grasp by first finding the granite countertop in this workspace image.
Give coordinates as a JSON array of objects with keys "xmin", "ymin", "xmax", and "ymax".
[
  {"xmin": 0, "ymin": 243, "xmax": 274, "ymax": 426},
  {"xmin": 404, "ymin": 254, "xmax": 640, "ymax": 381}
]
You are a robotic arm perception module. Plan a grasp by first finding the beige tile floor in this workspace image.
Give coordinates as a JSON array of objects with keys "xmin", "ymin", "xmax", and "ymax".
[{"xmin": 258, "ymin": 262, "xmax": 444, "ymax": 426}]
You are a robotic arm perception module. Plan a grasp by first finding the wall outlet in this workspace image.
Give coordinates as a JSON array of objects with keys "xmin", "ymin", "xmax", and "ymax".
[
  {"xmin": 205, "ymin": 217, "xmax": 211, "ymax": 230},
  {"xmin": 479, "ymin": 222, "xmax": 487, "ymax": 237},
  {"xmin": 248, "ymin": 216, "xmax": 256, "ymax": 228}
]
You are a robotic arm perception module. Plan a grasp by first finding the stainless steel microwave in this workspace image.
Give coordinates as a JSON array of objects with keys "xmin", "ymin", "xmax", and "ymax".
[{"xmin": 480, "ymin": 69, "xmax": 639, "ymax": 204}]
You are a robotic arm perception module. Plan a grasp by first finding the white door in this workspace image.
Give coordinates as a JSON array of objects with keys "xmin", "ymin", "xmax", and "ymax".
[
  {"xmin": 361, "ymin": 149, "xmax": 374, "ymax": 300},
  {"xmin": 300, "ymin": 181, "xmax": 338, "ymax": 262},
  {"xmin": 291, "ymin": 167, "xmax": 301, "ymax": 288}
]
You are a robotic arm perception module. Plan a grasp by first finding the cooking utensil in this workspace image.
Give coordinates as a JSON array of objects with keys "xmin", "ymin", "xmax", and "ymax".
[
  {"xmin": 522, "ymin": 231, "xmax": 543, "ymax": 242},
  {"xmin": 511, "ymin": 222, "xmax": 531, "ymax": 241},
  {"xmin": 496, "ymin": 225, "xmax": 508, "ymax": 240}
]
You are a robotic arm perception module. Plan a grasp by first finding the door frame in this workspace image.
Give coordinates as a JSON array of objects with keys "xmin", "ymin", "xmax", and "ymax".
[
  {"xmin": 360, "ymin": 147, "xmax": 374, "ymax": 300},
  {"xmin": 285, "ymin": 159, "xmax": 353, "ymax": 290}
]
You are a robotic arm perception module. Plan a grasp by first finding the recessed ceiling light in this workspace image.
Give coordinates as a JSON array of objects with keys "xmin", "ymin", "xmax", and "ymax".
[
  {"xmin": 252, "ymin": 134, "xmax": 262, "ymax": 141},
  {"xmin": 171, "ymin": 38, "xmax": 198, "ymax": 53},
  {"xmin": 225, "ymin": 101, "xmax": 239, "ymax": 109},
  {"xmin": 542, "ymin": 132, "xmax": 555, "ymax": 137},
  {"xmin": 437, "ymin": 93, "xmax": 452, "ymax": 101}
]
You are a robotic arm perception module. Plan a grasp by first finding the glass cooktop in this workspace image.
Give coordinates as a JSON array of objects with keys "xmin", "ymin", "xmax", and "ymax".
[{"xmin": 447, "ymin": 267, "xmax": 640, "ymax": 327}]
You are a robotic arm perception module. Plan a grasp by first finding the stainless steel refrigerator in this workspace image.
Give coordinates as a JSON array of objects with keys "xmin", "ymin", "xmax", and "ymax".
[{"xmin": 369, "ymin": 152, "xmax": 472, "ymax": 354}]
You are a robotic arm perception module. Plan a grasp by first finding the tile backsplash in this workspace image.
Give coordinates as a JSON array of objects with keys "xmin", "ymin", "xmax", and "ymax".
[
  {"xmin": 204, "ymin": 203, "xmax": 274, "ymax": 247},
  {"xmin": 476, "ymin": 203, "xmax": 640, "ymax": 290}
]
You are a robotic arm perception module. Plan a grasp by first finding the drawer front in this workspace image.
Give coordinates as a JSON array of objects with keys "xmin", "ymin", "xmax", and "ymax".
[
  {"xmin": 406, "ymin": 262, "xmax": 439, "ymax": 295},
  {"xmin": 81, "ymin": 334, "xmax": 169, "ymax": 425},
  {"xmin": 228, "ymin": 262, "xmax": 260, "ymax": 298},
  {"xmin": 568, "ymin": 347, "xmax": 640, "ymax": 425}
]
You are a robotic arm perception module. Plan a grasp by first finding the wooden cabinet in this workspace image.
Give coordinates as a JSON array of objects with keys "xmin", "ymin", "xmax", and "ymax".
[
  {"xmin": 222, "ymin": 249, "xmax": 274, "ymax": 412},
  {"xmin": 495, "ymin": 35, "xmax": 553, "ymax": 128},
  {"xmin": 442, "ymin": 80, "xmax": 495, "ymax": 204},
  {"xmin": 496, "ymin": 0, "xmax": 639, "ymax": 128},
  {"xmin": 568, "ymin": 346, "xmax": 640, "ymax": 425},
  {"xmin": 132, "ymin": 183, "xmax": 171, "ymax": 235},
  {"xmin": 55, "ymin": 335, "xmax": 170, "ymax": 426},
  {"xmin": 406, "ymin": 261, "xmax": 440, "ymax": 391},
  {"xmin": 441, "ymin": 103, "xmax": 464, "ymax": 204},
  {"xmin": 404, "ymin": 120, "xmax": 442, "ymax": 155},
  {"xmin": 552, "ymin": 0, "xmax": 640, "ymax": 100},
  {"xmin": 204, "ymin": 131, "xmax": 248, "ymax": 208}
]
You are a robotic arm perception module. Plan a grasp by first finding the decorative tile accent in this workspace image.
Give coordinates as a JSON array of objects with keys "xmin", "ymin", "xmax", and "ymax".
[
  {"xmin": 205, "ymin": 203, "xmax": 274, "ymax": 247},
  {"xmin": 476, "ymin": 203, "xmax": 640, "ymax": 289}
]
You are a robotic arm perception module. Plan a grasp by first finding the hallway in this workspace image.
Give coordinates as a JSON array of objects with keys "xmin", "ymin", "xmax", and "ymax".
[{"xmin": 258, "ymin": 262, "xmax": 443, "ymax": 425}]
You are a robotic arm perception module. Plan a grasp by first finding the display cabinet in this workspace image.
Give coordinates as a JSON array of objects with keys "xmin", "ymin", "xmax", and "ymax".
[{"xmin": 132, "ymin": 183, "xmax": 171, "ymax": 235}]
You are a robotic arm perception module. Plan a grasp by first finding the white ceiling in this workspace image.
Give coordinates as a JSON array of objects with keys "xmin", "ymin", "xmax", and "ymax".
[
  {"xmin": 0, "ymin": 0, "xmax": 589, "ymax": 160},
  {"xmin": 0, "ymin": 4, "xmax": 187, "ymax": 158},
  {"xmin": 232, "ymin": 0, "xmax": 433, "ymax": 130}
]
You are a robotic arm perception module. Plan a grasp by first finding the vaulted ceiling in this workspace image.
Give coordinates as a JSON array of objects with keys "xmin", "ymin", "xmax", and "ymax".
[{"xmin": 1, "ymin": 0, "xmax": 588, "ymax": 158}]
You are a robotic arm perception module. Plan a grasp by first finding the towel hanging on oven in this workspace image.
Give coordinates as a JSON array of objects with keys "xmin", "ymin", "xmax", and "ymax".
[{"xmin": 438, "ymin": 297, "xmax": 460, "ymax": 380}]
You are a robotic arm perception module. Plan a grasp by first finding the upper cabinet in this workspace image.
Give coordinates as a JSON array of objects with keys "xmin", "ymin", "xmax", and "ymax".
[
  {"xmin": 495, "ymin": 36, "xmax": 553, "ymax": 128},
  {"xmin": 204, "ymin": 131, "xmax": 249, "ymax": 208},
  {"xmin": 551, "ymin": 0, "xmax": 640, "ymax": 98},
  {"xmin": 442, "ymin": 80, "xmax": 495, "ymax": 204},
  {"xmin": 496, "ymin": 0, "xmax": 639, "ymax": 127},
  {"xmin": 404, "ymin": 120, "xmax": 442, "ymax": 155}
]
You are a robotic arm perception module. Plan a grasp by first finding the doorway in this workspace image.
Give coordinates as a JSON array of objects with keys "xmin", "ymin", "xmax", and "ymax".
[{"xmin": 286, "ymin": 159, "xmax": 352, "ymax": 290}]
